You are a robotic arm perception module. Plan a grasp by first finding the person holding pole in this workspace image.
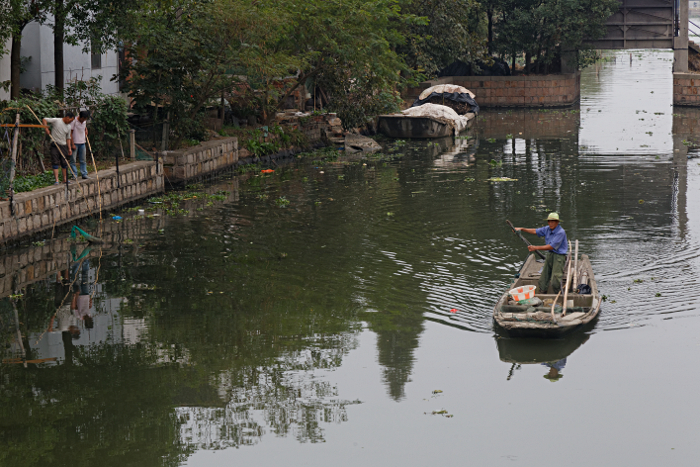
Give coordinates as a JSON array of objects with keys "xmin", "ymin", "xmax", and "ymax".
[
  {"xmin": 70, "ymin": 110, "xmax": 90, "ymax": 179},
  {"xmin": 514, "ymin": 213, "xmax": 568, "ymax": 295},
  {"xmin": 43, "ymin": 112, "xmax": 75, "ymax": 184}
]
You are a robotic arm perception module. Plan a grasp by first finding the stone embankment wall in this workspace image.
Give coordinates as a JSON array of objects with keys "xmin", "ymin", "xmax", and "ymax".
[
  {"xmin": 673, "ymin": 73, "xmax": 700, "ymax": 105},
  {"xmin": 162, "ymin": 138, "xmax": 239, "ymax": 183},
  {"xmin": 1, "ymin": 161, "xmax": 162, "ymax": 245},
  {"xmin": 406, "ymin": 73, "xmax": 581, "ymax": 108},
  {"xmin": 163, "ymin": 114, "xmax": 344, "ymax": 183}
]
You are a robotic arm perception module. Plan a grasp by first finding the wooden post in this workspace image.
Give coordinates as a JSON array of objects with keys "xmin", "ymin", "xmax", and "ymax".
[
  {"xmin": 220, "ymin": 89, "xmax": 225, "ymax": 128},
  {"xmin": 129, "ymin": 129, "xmax": 136, "ymax": 161},
  {"xmin": 116, "ymin": 126, "xmax": 124, "ymax": 188},
  {"xmin": 161, "ymin": 111, "xmax": 170, "ymax": 151},
  {"xmin": 9, "ymin": 113, "xmax": 20, "ymax": 215}
]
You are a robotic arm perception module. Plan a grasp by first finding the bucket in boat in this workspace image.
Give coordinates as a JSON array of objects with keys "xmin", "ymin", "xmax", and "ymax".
[{"xmin": 509, "ymin": 285, "xmax": 536, "ymax": 302}]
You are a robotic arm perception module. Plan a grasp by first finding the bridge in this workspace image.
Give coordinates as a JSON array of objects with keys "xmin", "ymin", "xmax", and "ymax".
[{"xmin": 584, "ymin": 0, "xmax": 689, "ymax": 71}]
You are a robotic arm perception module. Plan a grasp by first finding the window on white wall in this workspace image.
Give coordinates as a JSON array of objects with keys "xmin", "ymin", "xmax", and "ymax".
[{"xmin": 91, "ymin": 43, "xmax": 102, "ymax": 70}]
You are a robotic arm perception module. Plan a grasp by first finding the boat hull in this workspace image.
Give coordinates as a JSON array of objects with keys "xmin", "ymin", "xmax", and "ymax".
[{"xmin": 377, "ymin": 114, "xmax": 477, "ymax": 139}]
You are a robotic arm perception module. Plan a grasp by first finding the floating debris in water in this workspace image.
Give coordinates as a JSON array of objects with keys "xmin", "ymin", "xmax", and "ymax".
[{"xmin": 487, "ymin": 177, "xmax": 517, "ymax": 182}]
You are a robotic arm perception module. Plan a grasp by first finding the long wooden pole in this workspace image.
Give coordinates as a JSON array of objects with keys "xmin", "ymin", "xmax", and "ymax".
[
  {"xmin": 573, "ymin": 240, "xmax": 579, "ymax": 291},
  {"xmin": 9, "ymin": 113, "xmax": 19, "ymax": 215},
  {"xmin": 12, "ymin": 298, "xmax": 27, "ymax": 368},
  {"xmin": 562, "ymin": 241, "xmax": 573, "ymax": 317},
  {"xmin": 85, "ymin": 135, "xmax": 102, "ymax": 223},
  {"xmin": 550, "ymin": 289, "xmax": 562, "ymax": 323},
  {"xmin": 506, "ymin": 220, "xmax": 546, "ymax": 260},
  {"xmin": 116, "ymin": 126, "xmax": 123, "ymax": 188},
  {"xmin": 0, "ymin": 124, "xmax": 47, "ymax": 128}
]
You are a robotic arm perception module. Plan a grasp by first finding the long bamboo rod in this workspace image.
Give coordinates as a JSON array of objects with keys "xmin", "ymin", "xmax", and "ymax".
[
  {"xmin": 562, "ymin": 241, "xmax": 573, "ymax": 317},
  {"xmin": 0, "ymin": 124, "xmax": 48, "ymax": 128}
]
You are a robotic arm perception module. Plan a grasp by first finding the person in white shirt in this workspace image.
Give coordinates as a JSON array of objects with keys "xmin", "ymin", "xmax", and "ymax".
[
  {"xmin": 43, "ymin": 112, "xmax": 75, "ymax": 184},
  {"xmin": 70, "ymin": 110, "xmax": 90, "ymax": 179}
]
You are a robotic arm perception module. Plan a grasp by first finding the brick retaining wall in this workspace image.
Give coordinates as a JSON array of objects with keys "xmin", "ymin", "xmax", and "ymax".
[
  {"xmin": 406, "ymin": 72, "xmax": 581, "ymax": 108},
  {"xmin": 0, "ymin": 161, "xmax": 162, "ymax": 245},
  {"xmin": 673, "ymin": 72, "xmax": 700, "ymax": 106}
]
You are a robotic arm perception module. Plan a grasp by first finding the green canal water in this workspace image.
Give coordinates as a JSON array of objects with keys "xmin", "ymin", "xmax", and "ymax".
[{"xmin": 2, "ymin": 50, "xmax": 700, "ymax": 466}]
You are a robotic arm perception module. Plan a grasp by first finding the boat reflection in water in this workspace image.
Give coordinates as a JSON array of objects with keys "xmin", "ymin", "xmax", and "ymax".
[
  {"xmin": 495, "ymin": 327, "xmax": 593, "ymax": 382},
  {"xmin": 432, "ymin": 135, "xmax": 477, "ymax": 169}
]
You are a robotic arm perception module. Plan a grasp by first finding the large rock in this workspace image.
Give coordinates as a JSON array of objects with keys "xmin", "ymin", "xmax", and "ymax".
[{"xmin": 344, "ymin": 133, "xmax": 382, "ymax": 155}]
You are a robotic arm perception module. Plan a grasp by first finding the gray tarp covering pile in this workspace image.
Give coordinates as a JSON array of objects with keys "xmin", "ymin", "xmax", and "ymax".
[{"xmin": 411, "ymin": 84, "xmax": 480, "ymax": 115}]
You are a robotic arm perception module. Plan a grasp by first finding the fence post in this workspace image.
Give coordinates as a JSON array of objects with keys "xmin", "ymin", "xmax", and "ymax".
[
  {"xmin": 129, "ymin": 129, "xmax": 136, "ymax": 160},
  {"xmin": 161, "ymin": 112, "xmax": 170, "ymax": 152}
]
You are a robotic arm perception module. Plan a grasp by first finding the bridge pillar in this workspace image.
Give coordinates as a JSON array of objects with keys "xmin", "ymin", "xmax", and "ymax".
[{"xmin": 674, "ymin": 0, "xmax": 689, "ymax": 72}]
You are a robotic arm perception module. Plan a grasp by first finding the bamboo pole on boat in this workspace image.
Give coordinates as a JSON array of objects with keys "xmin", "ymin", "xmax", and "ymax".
[
  {"xmin": 550, "ymin": 289, "xmax": 562, "ymax": 322},
  {"xmin": 562, "ymin": 241, "xmax": 573, "ymax": 317},
  {"xmin": 573, "ymin": 240, "xmax": 579, "ymax": 292}
]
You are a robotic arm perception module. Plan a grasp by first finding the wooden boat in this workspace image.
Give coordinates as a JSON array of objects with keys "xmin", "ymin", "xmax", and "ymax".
[
  {"xmin": 492, "ymin": 251, "xmax": 601, "ymax": 337},
  {"xmin": 378, "ymin": 108, "xmax": 476, "ymax": 139}
]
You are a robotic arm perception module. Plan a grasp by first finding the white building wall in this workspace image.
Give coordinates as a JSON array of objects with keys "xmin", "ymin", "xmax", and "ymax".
[
  {"xmin": 16, "ymin": 20, "xmax": 120, "ymax": 96},
  {"xmin": 0, "ymin": 39, "xmax": 11, "ymax": 101}
]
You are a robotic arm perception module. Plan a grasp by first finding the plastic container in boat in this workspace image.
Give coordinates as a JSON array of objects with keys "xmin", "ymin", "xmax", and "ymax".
[{"xmin": 509, "ymin": 285, "xmax": 536, "ymax": 302}]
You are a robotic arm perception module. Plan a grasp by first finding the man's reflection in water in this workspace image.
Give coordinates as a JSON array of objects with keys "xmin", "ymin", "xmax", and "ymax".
[
  {"xmin": 542, "ymin": 358, "xmax": 566, "ymax": 381},
  {"xmin": 70, "ymin": 259, "xmax": 94, "ymax": 329},
  {"xmin": 47, "ymin": 255, "xmax": 94, "ymax": 364}
]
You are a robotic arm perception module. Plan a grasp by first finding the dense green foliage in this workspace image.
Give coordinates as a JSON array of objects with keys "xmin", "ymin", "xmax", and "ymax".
[
  {"xmin": 2, "ymin": 0, "xmax": 618, "ymax": 149},
  {"xmin": 398, "ymin": 0, "xmax": 488, "ymax": 76},
  {"xmin": 118, "ymin": 0, "xmax": 416, "ymax": 137},
  {"xmin": 491, "ymin": 0, "xmax": 619, "ymax": 72}
]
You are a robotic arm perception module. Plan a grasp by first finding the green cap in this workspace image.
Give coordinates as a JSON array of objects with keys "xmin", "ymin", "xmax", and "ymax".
[{"xmin": 546, "ymin": 212, "xmax": 560, "ymax": 222}]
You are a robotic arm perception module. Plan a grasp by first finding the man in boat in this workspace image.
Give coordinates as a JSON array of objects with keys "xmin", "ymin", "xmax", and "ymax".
[{"xmin": 514, "ymin": 213, "xmax": 568, "ymax": 295}]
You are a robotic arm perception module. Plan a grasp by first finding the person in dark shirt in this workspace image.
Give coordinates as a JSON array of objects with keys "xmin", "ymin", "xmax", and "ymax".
[{"xmin": 515, "ymin": 212, "xmax": 568, "ymax": 294}]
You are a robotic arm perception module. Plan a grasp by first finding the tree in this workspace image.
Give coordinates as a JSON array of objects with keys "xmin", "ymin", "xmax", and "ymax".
[
  {"xmin": 397, "ymin": 0, "xmax": 489, "ymax": 77},
  {"xmin": 119, "ymin": 0, "xmax": 254, "ymax": 144},
  {"xmin": 119, "ymin": 0, "xmax": 418, "ymax": 140},
  {"xmin": 492, "ymin": 0, "xmax": 619, "ymax": 74},
  {"xmin": 5, "ymin": 0, "xmax": 47, "ymax": 99},
  {"xmin": 239, "ymin": 0, "xmax": 414, "ymax": 128}
]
